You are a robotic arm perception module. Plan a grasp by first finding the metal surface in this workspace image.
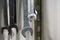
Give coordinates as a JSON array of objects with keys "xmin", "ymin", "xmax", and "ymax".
[
  {"xmin": 22, "ymin": 0, "xmax": 33, "ymax": 39},
  {"xmin": 9, "ymin": 0, "xmax": 16, "ymax": 25},
  {"xmin": 9, "ymin": 0, "xmax": 17, "ymax": 40},
  {"xmin": 23, "ymin": 0, "xmax": 29, "ymax": 28},
  {"xmin": 11, "ymin": 28, "xmax": 16, "ymax": 40},
  {"xmin": 4, "ymin": 0, "xmax": 9, "ymax": 26},
  {"xmin": 3, "ymin": 0, "xmax": 9, "ymax": 40},
  {"xmin": 3, "ymin": 29, "xmax": 8, "ymax": 40}
]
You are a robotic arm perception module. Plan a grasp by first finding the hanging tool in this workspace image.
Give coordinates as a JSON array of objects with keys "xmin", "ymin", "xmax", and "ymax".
[
  {"xmin": 1, "ymin": 0, "xmax": 10, "ymax": 40},
  {"xmin": 22, "ymin": 0, "xmax": 37, "ymax": 40},
  {"xmin": 8, "ymin": 0, "xmax": 18, "ymax": 40}
]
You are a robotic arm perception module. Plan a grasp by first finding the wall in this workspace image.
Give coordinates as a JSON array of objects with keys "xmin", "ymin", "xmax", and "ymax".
[{"xmin": 42, "ymin": 0, "xmax": 57, "ymax": 40}]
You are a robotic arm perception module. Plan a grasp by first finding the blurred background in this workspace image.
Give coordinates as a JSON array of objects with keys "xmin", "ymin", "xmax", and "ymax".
[
  {"xmin": 0, "ymin": 0, "xmax": 40, "ymax": 40},
  {"xmin": 0, "ymin": 0, "xmax": 58, "ymax": 40}
]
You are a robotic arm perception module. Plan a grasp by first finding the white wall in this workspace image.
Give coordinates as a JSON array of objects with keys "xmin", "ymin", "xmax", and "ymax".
[
  {"xmin": 57, "ymin": 0, "xmax": 60, "ymax": 40},
  {"xmin": 42, "ymin": 0, "xmax": 57, "ymax": 40}
]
